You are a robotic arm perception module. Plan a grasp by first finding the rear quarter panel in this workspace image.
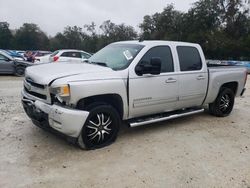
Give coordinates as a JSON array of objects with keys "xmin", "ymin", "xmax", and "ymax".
[{"xmin": 204, "ymin": 67, "xmax": 247, "ymax": 104}]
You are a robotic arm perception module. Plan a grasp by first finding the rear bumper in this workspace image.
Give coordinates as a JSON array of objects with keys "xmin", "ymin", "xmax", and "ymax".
[{"xmin": 21, "ymin": 91, "xmax": 89, "ymax": 138}]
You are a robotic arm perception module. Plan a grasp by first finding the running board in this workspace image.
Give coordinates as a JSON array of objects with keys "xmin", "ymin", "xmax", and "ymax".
[{"xmin": 129, "ymin": 108, "xmax": 204, "ymax": 127}]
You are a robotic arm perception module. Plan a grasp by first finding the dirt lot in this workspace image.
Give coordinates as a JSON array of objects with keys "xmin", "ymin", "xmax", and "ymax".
[{"xmin": 0, "ymin": 76, "xmax": 250, "ymax": 188}]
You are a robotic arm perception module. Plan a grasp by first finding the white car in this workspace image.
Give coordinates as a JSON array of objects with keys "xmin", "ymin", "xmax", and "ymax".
[
  {"xmin": 35, "ymin": 54, "xmax": 51, "ymax": 63},
  {"xmin": 49, "ymin": 49, "xmax": 91, "ymax": 63}
]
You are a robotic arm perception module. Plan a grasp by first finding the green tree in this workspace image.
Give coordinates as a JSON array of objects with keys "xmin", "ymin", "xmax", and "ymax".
[
  {"xmin": 49, "ymin": 33, "xmax": 66, "ymax": 51},
  {"xmin": 0, "ymin": 22, "xmax": 13, "ymax": 49},
  {"xmin": 14, "ymin": 23, "xmax": 49, "ymax": 50},
  {"xmin": 62, "ymin": 26, "xmax": 84, "ymax": 49},
  {"xmin": 140, "ymin": 5, "xmax": 184, "ymax": 40},
  {"xmin": 98, "ymin": 20, "xmax": 137, "ymax": 50},
  {"xmin": 139, "ymin": 1, "xmax": 250, "ymax": 60}
]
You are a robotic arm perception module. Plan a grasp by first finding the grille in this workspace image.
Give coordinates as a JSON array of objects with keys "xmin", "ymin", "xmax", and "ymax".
[
  {"xmin": 24, "ymin": 86, "xmax": 47, "ymax": 100},
  {"xmin": 26, "ymin": 78, "xmax": 45, "ymax": 89}
]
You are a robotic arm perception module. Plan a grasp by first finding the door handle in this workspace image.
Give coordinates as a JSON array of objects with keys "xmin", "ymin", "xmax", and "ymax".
[
  {"xmin": 197, "ymin": 75, "xmax": 205, "ymax": 80},
  {"xmin": 165, "ymin": 78, "xmax": 177, "ymax": 83}
]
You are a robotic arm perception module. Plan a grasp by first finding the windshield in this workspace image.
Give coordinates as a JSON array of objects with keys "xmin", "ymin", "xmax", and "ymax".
[
  {"xmin": 50, "ymin": 50, "xmax": 59, "ymax": 57},
  {"xmin": 88, "ymin": 43, "xmax": 144, "ymax": 70}
]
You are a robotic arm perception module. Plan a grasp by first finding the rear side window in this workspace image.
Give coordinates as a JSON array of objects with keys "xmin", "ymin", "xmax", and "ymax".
[
  {"xmin": 177, "ymin": 46, "xmax": 202, "ymax": 71},
  {"xmin": 61, "ymin": 52, "xmax": 81, "ymax": 58},
  {"xmin": 139, "ymin": 46, "xmax": 174, "ymax": 73}
]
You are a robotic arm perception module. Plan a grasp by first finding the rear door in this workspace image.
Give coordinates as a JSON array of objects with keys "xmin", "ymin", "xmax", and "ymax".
[
  {"xmin": 176, "ymin": 46, "xmax": 208, "ymax": 108},
  {"xmin": 129, "ymin": 46, "xmax": 179, "ymax": 118}
]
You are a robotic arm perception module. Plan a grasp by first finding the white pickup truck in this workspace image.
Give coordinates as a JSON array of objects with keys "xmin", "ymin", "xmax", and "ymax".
[{"xmin": 21, "ymin": 41, "xmax": 247, "ymax": 149}]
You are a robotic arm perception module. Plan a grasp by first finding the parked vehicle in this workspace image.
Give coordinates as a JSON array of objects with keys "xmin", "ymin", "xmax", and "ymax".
[
  {"xmin": 0, "ymin": 50, "xmax": 33, "ymax": 76},
  {"xmin": 207, "ymin": 60, "xmax": 250, "ymax": 73},
  {"xmin": 34, "ymin": 54, "xmax": 51, "ymax": 63},
  {"xmin": 0, "ymin": 50, "xmax": 26, "ymax": 61},
  {"xmin": 49, "ymin": 49, "xmax": 92, "ymax": 63},
  {"xmin": 33, "ymin": 51, "xmax": 52, "ymax": 57},
  {"xmin": 235, "ymin": 61, "xmax": 250, "ymax": 73},
  {"xmin": 21, "ymin": 41, "xmax": 247, "ymax": 150},
  {"xmin": 16, "ymin": 50, "xmax": 25, "ymax": 57}
]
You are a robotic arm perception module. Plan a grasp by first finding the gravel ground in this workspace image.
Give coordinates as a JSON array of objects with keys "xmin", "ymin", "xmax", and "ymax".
[{"xmin": 0, "ymin": 76, "xmax": 250, "ymax": 188}]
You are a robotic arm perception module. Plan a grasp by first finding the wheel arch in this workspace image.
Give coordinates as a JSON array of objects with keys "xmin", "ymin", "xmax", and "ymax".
[
  {"xmin": 204, "ymin": 81, "xmax": 239, "ymax": 105},
  {"xmin": 76, "ymin": 94, "xmax": 124, "ymax": 119},
  {"xmin": 220, "ymin": 82, "xmax": 238, "ymax": 96}
]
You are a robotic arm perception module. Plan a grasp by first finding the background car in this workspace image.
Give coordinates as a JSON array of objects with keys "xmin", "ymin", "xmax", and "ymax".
[
  {"xmin": 35, "ymin": 54, "xmax": 51, "ymax": 63},
  {"xmin": 33, "ymin": 51, "xmax": 52, "ymax": 57},
  {"xmin": 16, "ymin": 50, "xmax": 25, "ymax": 57},
  {"xmin": 0, "ymin": 50, "xmax": 26, "ymax": 61},
  {"xmin": 235, "ymin": 61, "xmax": 250, "ymax": 73},
  {"xmin": 0, "ymin": 50, "xmax": 33, "ymax": 76},
  {"xmin": 48, "ymin": 49, "xmax": 92, "ymax": 63}
]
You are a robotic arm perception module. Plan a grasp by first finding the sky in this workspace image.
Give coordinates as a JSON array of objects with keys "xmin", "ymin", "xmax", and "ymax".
[{"xmin": 0, "ymin": 0, "xmax": 197, "ymax": 36}]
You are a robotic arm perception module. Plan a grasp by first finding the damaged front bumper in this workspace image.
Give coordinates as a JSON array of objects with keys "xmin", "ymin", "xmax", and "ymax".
[{"xmin": 21, "ymin": 91, "xmax": 89, "ymax": 139}]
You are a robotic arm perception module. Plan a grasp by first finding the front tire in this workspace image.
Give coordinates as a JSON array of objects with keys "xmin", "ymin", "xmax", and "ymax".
[
  {"xmin": 15, "ymin": 66, "xmax": 25, "ymax": 76},
  {"xmin": 78, "ymin": 105, "xmax": 121, "ymax": 150},
  {"xmin": 209, "ymin": 87, "xmax": 235, "ymax": 117}
]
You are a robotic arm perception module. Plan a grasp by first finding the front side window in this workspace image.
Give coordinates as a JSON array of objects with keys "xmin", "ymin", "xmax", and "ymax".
[
  {"xmin": 177, "ymin": 46, "xmax": 202, "ymax": 71},
  {"xmin": 88, "ymin": 44, "xmax": 144, "ymax": 70},
  {"xmin": 138, "ymin": 46, "xmax": 174, "ymax": 73},
  {"xmin": 81, "ymin": 52, "xmax": 91, "ymax": 59},
  {"xmin": 0, "ymin": 54, "xmax": 8, "ymax": 61}
]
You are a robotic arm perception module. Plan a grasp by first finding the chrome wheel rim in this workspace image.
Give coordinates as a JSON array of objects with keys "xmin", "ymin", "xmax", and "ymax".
[
  {"xmin": 219, "ymin": 94, "xmax": 230, "ymax": 112},
  {"xmin": 86, "ymin": 113, "xmax": 113, "ymax": 145}
]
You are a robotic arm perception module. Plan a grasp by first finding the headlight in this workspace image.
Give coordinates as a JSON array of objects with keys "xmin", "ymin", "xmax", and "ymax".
[{"xmin": 50, "ymin": 85, "xmax": 70, "ymax": 103}]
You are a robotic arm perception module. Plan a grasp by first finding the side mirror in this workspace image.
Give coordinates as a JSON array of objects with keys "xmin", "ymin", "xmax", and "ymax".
[{"xmin": 135, "ymin": 57, "xmax": 162, "ymax": 76}]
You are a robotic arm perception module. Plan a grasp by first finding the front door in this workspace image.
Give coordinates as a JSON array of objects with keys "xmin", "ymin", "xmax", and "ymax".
[
  {"xmin": 129, "ymin": 46, "xmax": 178, "ymax": 118},
  {"xmin": 0, "ymin": 54, "xmax": 14, "ymax": 73}
]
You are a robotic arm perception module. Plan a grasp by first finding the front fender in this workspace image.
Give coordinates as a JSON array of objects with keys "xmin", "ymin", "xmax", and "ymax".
[{"xmin": 68, "ymin": 79, "xmax": 128, "ymax": 119}]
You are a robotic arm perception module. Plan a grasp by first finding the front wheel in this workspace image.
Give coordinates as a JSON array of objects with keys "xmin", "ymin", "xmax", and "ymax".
[
  {"xmin": 209, "ymin": 87, "xmax": 235, "ymax": 117},
  {"xmin": 78, "ymin": 105, "xmax": 121, "ymax": 150},
  {"xmin": 15, "ymin": 66, "xmax": 25, "ymax": 76}
]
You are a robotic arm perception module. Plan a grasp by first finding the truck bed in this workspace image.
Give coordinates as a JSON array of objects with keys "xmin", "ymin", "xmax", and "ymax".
[{"xmin": 203, "ymin": 65, "xmax": 247, "ymax": 105}]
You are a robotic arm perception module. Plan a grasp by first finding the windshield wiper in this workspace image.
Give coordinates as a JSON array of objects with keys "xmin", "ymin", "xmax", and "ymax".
[
  {"xmin": 91, "ymin": 61, "xmax": 108, "ymax": 67},
  {"xmin": 84, "ymin": 60, "xmax": 108, "ymax": 67}
]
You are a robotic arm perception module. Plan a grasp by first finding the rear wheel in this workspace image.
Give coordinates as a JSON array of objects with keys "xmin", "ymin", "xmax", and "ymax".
[
  {"xmin": 209, "ymin": 87, "xmax": 235, "ymax": 117},
  {"xmin": 15, "ymin": 66, "xmax": 25, "ymax": 76},
  {"xmin": 78, "ymin": 104, "xmax": 121, "ymax": 150}
]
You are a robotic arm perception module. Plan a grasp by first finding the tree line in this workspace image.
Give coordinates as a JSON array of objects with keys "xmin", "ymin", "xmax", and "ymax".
[{"xmin": 0, "ymin": 0, "xmax": 250, "ymax": 60}]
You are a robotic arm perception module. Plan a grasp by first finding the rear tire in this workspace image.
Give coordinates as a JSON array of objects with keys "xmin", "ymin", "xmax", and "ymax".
[
  {"xmin": 78, "ymin": 104, "xmax": 121, "ymax": 150},
  {"xmin": 15, "ymin": 66, "xmax": 25, "ymax": 76},
  {"xmin": 209, "ymin": 87, "xmax": 235, "ymax": 117}
]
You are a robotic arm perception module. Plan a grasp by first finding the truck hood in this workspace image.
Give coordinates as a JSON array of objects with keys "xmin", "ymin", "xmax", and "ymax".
[{"xmin": 25, "ymin": 63, "xmax": 113, "ymax": 85}]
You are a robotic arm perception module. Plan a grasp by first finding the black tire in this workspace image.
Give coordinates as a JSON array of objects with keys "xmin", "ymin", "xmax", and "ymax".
[
  {"xmin": 78, "ymin": 104, "xmax": 121, "ymax": 150},
  {"xmin": 15, "ymin": 66, "xmax": 25, "ymax": 76},
  {"xmin": 209, "ymin": 87, "xmax": 235, "ymax": 117}
]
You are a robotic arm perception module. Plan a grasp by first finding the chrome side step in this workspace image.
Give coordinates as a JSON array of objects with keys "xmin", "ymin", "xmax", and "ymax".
[{"xmin": 129, "ymin": 108, "xmax": 204, "ymax": 127}]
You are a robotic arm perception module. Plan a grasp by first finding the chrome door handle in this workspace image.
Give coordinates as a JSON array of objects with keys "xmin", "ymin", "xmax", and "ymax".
[
  {"xmin": 165, "ymin": 78, "xmax": 177, "ymax": 83},
  {"xmin": 197, "ymin": 75, "xmax": 205, "ymax": 80}
]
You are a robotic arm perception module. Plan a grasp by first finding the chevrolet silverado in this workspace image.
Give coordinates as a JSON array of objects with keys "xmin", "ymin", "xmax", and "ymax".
[{"xmin": 21, "ymin": 41, "xmax": 247, "ymax": 149}]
